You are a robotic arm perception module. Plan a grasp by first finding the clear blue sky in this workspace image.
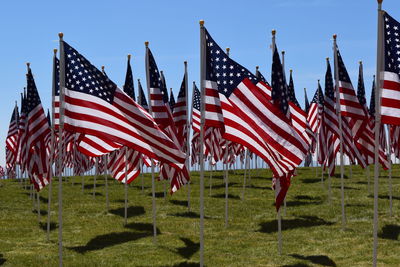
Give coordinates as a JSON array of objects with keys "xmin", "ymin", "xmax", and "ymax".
[{"xmin": 0, "ymin": 0, "xmax": 399, "ymax": 167}]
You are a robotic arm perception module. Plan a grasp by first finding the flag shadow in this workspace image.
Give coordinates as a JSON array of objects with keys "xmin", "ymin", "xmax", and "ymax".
[
  {"xmin": 165, "ymin": 261, "xmax": 202, "ymax": 267},
  {"xmin": 290, "ymin": 254, "xmax": 336, "ymax": 267},
  {"xmin": 258, "ymin": 216, "xmax": 334, "ymax": 233},
  {"xmin": 83, "ymin": 184, "xmax": 105, "ymax": 190},
  {"xmin": 378, "ymin": 224, "xmax": 400, "ymax": 240},
  {"xmin": 212, "ymin": 182, "xmax": 238, "ymax": 189},
  {"xmin": 124, "ymin": 222, "xmax": 161, "ymax": 235},
  {"xmin": 169, "ymin": 200, "xmax": 188, "ymax": 207},
  {"xmin": 280, "ymin": 264, "xmax": 310, "ymax": 267},
  {"xmin": 32, "ymin": 209, "xmax": 48, "ymax": 216},
  {"xmin": 147, "ymin": 192, "xmax": 166, "ymax": 198},
  {"xmin": 109, "ymin": 206, "xmax": 145, "ymax": 218},
  {"xmin": 301, "ymin": 178, "xmax": 321, "ymax": 184},
  {"xmin": 69, "ymin": 231, "xmax": 151, "ymax": 254},
  {"xmin": 212, "ymin": 193, "xmax": 240, "ymax": 200},
  {"xmin": 173, "ymin": 237, "xmax": 200, "ymax": 259},
  {"xmin": 169, "ymin": 211, "xmax": 211, "ymax": 219},
  {"xmin": 39, "ymin": 222, "xmax": 57, "ymax": 231},
  {"xmin": 0, "ymin": 254, "xmax": 6, "ymax": 266}
]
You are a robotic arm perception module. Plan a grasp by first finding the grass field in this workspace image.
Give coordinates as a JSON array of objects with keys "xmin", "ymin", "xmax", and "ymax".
[{"xmin": 0, "ymin": 165, "xmax": 399, "ymax": 266}]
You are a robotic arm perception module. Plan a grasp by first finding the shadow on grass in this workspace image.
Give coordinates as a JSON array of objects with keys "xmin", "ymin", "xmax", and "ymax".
[
  {"xmin": 175, "ymin": 237, "xmax": 200, "ymax": 259},
  {"xmin": 210, "ymin": 175, "xmax": 224, "ymax": 180},
  {"xmin": 83, "ymin": 184, "xmax": 105, "ymax": 190},
  {"xmin": 301, "ymin": 178, "xmax": 321, "ymax": 184},
  {"xmin": 331, "ymin": 186, "xmax": 360, "ymax": 191},
  {"xmin": 109, "ymin": 206, "xmax": 145, "ymax": 218},
  {"xmin": 346, "ymin": 203, "xmax": 367, "ymax": 208},
  {"xmin": 212, "ymin": 182, "xmax": 238, "ymax": 189},
  {"xmin": 125, "ymin": 222, "xmax": 161, "ymax": 235},
  {"xmin": 378, "ymin": 224, "xmax": 400, "ymax": 240},
  {"xmin": 356, "ymin": 181, "xmax": 368, "ymax": 185},
  {"xmin": 166, "ymin": 262, "xmax": 201, "ymax": 267},
  {"xmin": 147, "ymin": 192, "xmax": 166, "ymax": 198},
  {"xmin": 272, "ymin": 195, "xmax": 322, "ymax": 207},
  {"xmin": 247, "ymin": 185, "xmax": 272, "ymax": 190},
  {"xmin": 332, "ymin": 174, "xmax": 349, "ymax": 179},
  {"xmin": 258, "ymin": 216, "xmax": 334, "ymax": 233},
  {"xmin": 290, "ymin": 254, "xmax": 336, "ymax": 267},
  {"xmin": 294, "ymin": 195, "xmax": 321, "ymax": 201},
  {"xmin": 69, "ymin": 231, "xmax": 151, "ymax": 253},
  {"xmin": 39, "ymin": 196, "xmax": 48, "ymax": 203},
  {"xmin": 170, "ymin": 200, "xmax": 188, "ymax": 207},
  {"xmin": 169, "ymin": 211, "xmax": 210, "ymax": 219},
  {"xmin": 368, "ymin": 195, "xmax": 400, "ymax": 201},
  {"xmin": 212, "ymin": 193, "xmax": 240, "ymax": 200},
  {"xmin": 32, "ymin": 209, "xmax": 48, "ymax": 216},
  {"xmin": 0, "ymin": 254, "xmax": 6, "ymax": 266},
  {"xmin": 39, "ymin": 222, "xmax": 57, "ymax": 231}
]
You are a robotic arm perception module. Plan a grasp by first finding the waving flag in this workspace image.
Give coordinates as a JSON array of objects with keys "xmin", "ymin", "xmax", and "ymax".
[
  {"xmin": 123, "ymin": 55, "xmax": 135, "ymax": 100},
  {"xmin": 60, "ymin": 41, "xmax": 185, "ymax": 169},
  {"xmin": 6, "ymin": 104, "xmax": 19, "ymax": 169},
  {"xmin": 381, "ymin": 12, "xmax": 400, "ymax": 125}
]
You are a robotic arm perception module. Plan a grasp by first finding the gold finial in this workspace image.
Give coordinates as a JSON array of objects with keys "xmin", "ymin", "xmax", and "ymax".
[
  {"xmin": 199, "ymin": 20, "xmax": 204, "ymax": 26},
  {"xmin": 359, "ymin": 60, "xmax": 362, "ymax": 65},
  {"xmin": 226, "ymin": 47, "xmax": 230, "ymax": 53},
  {"xmin": 272, "ymin": 29, "xmax": 276, "ymax": 36},
  {"xmin": 377, "ymin": 0, "xmax": 383, "ymax": 4},
  {"xmin": 145, "ymin": 41, "xmax": 149, "ymax": 47},
  {"xmin": 58, "ymin": 32, "xmax": 64, "ymax": 38},
  {"xmin": 53, "ymin": 48, "xmax": 57, "ymax": 55},
  {"xmin": 127, "ymin": 54, "xmax": 131, "ymax": 60},
  {"xmin": 326, "ymin": 57, "xmax": 329, "ymax": 61},
  {"xmin": 333, "ymin": 34, "xmax": 337, "ymax": 40},
  {"xmin": 101, "ymin": 66, "xmax": 105, "ymax": 71},
  {"xmin": 290, "ymin": 69, "xmax": 293, "ymax": 74}
]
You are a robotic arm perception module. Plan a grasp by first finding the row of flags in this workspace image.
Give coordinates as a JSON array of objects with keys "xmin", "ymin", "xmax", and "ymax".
[{"xmin": 5, "ymin": 10, "xmax": 400, "ymax": 211}]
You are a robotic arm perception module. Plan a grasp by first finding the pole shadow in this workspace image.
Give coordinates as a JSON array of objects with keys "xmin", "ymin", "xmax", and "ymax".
[
  {"xmin": 212, "ymin": 193, "xmax": 240, "ymax": 200},
  {"xmin": 290, "ymin": 254, "xmax": 336, "ymax": 267},
  {"xmin": 39, "ymin": 222, "xmax": 58, "ymax": 231},
  {"xmin": 147, "ymin": 192, "xmax": 166, "ymax": 198},
  {"xmin": 109, "ymin": 206, "xmax": 145, "ymax": 218},
  {"xmin": 258, "ymin": 216, "xmax": 334, "ymax": 233}
]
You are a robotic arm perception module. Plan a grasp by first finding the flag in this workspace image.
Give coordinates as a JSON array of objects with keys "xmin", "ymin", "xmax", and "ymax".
[
  {"xmin": 202, "ymin": 28, "xmax": 307, "ymax": 210},
  {"xmin": 61, "ymin": 41, "xmax": 186, "ymax": 169},
  {"xmin": 173, "ymin": 73, "xmax": 188, "ymax": 152},
  {"xmin": 26, "ymin": 66, "xmax": 51, "ymax": 191},
  {"xmin": 381, "ymin": 12, "xmax": 400, "ymax": 125},
  {"xmin": 169, "ymin": 88, "xmax": 176, "ymax": 112},
  {"xmin": 6, "ymin": 104, "xmax": 19, "ymax": 170},
  {"xmin": 123, "ymin": 55, "xmax": 135, "ymax": 100},
  {"xmin": 137, "ymin": 79, "xmax": 149, "ymax": 112}
]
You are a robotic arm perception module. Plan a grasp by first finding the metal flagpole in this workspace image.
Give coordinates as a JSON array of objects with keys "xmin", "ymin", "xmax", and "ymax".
[
  {"xmin": 272, "ymin": 29, "xmax": 282, "ymax": 255},
  {"xmin": 57, "ymin": 32, "xmax": 65, "ymax": 267},
  {"xmin": 224, "ymin": 47, "xmax": 230, "ymax": 228},
  {"xmin": 140, "ymin": 157, "xmax": 144, "ymax": 193},
  {"xmin": 281, "ymin": 51, "xmax": 287, "ymax": 216},
  {"xmin": 209, "ymin": 161, "xmax": 213, "ymax": 196},
  {"xmin": 145, "ymin": 41, "xmax": 157, "ymax": 243},
  {"xmin": 333, "ymin": 34, "xmax": 346, "ymax": 229},
  {"xmin": 105, "ymin": 155, "xmax": 109, "ymax": 212},
  {"xmin": 373, "ymin": 1, "xmax": 384, "ymax": 265},
  {"xmin": 386, "ymin": 125, "xmax": 392, "ymax": 216},
  {"xmin": 93, "ymin": 157, "xmax": 98, "ymax": 198},
  {"xmin": 124, "ymin": 147, "xmax": 128, "ymax": 226},
  {"xmin": 184, "ymin": 61, "xmax": 191, "ymax": 211},
  {"xmin": 199, "ymin": 20, "xmax": 206, "ymax": 267},
  {"xmin": 47, "ymin": 56, "xmax": 57, "ymax": 237}
]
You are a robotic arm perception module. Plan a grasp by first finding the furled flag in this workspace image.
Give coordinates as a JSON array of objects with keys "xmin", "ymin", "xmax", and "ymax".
[
  {"xmin": 169, "ymin": 88, "xmax": 176, "ymax": 112},
  {"xmin": 17, "ymin": 91, "xmax": 27, "ymax": 172},
  {"xmin": 26, "ymin": 66, "xmax": 51, "ymax": 191},
  {"xmin": 137, "ymin": 79, "xmax": 149, "ymax": 112},
  {"xmin": 173, "ymin": 73, "xmax": 188, "ymax": 152},
  {"xmin": 202, "ymin": 28, "xmax": 307, "ymax": 210},
  {"xmin": 60, "ymin": 40, "xmax": 186, "ymax": 169},
  {"xmin": 381, "ymin": 12, "xmax": 400, "ymax": 125},
  {"xmin": 123, "ymin": 55, "xmax": 135, "ymax": 100},
  {"xmin": 308, "ymin": 82, "xmax": 324, "ymax": 134},
  {"xmin": 6, "ymin": 104, "xmax": 19, "ymax": 170}
]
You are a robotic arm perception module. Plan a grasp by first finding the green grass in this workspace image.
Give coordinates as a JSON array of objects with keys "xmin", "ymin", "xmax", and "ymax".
[{"xmin": 0, "ymin": 165, "xmax": 399, "ymax": 266}]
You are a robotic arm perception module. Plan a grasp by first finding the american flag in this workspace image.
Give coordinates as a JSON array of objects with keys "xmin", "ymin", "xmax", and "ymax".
[
  {"xmin": 169, "ymin": 88, "xmax": 176, "ymax": 112},
  {"xmin": 190, "ymin": 82, "xmax": 201, "ymax": 165},
  {"xmin": 0, "ymin": 166, "xmax": 5, "ymax": 178},
  {"xmin": 5, "ymin": 104, "xmax": 19, "ymax": 169},
  {"xmin": 255, "ymin": 66, "xmax": 272, "ymax": 99},
  {"xmin": 137, "ymin": 79, "xmax": 149, "ymax": 112},
  {"xmin": 61, "ymin": 41, "xmax": 186, "ymax": 170},
  {"xmin": 173, "ymin": 73, "xmax": 188, "ymax": 151},
  {"xmin": 307, "ymin": 82, "xmax": 324, "ymax": 134},
  {"xmin": 17, "ymin": 92, "xmax": 27, "ymax": 171},
  {"xmin": 26, "ymin": 66, "xmax": 51, "ymax": 191},
  {"xmin": 123, "ymin": 56, "xmax": 135, "ymax": 100},
  {"xmin": 146, "ymin": 46, "xmax": 189, "ymax": 192},
  {"xmin": 202, "ymin": 28, "xmax": 307, "ymax": 190},
  {"xmin": 381, "ymin": 12, "xmax": 400, "ymax": 125}
]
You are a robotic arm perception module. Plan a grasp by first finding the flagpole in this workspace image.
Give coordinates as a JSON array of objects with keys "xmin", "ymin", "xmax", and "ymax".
[
  {"xmin": 333, "ymin": 34, "xmax": 346, "ymax": 229},
  {"xmin": 93, "ymin": 157, "xmax": 98, "ymax": 198},
  {"xmin": 105, "ymin": 155, "xmax": 109, "ymax": 212},
  {"xmin": 271, "ymin": 29, "xmax": 282, "ymax": 255},
  {"xmin": 47, "ymin": 49, "xmax": 57, "ymax": 241},
  {"xmin": 199, "ymin": 20, "xmax": 206, "ymax": 267},
  {"xmin": 373, "ymin": 1, "xmax": 384, "ymax": 265},
  {"xmin": 281, "ymin": 51, "xmax": 287, "ymax": 217},
  {"xmin": 145, "ymin": 41, "xmax": 157, "ymax": 243},
  {"xmin": 184, "ymin": 61, "xmax": 191, "ymax": 212},
  {"xmin": 124, "ymin": 147, "xmax": 128, "ymax": 226},
  {"xmin": 242, "ymin": 149, "xmax": 248, "ymax": 200},
  {"xmin": 57, "ymin": 32, "xmax": 65, "ymax": 267}
]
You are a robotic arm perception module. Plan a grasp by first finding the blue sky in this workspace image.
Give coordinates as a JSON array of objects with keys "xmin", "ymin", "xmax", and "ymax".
[{"xmin": 0, "ymin": 0, "xmax": 399, "ymax": 166}]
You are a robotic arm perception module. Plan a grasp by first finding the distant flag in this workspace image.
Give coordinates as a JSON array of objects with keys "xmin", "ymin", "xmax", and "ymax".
[
  {"xmin": 173, "ymin": 71, "xmax": 188, "ymax": 151},
  {"xmin": 123, "ymin": 55, "xmax": 135, "ymax": 100},
  {"xmin": 255, "ymin": 66, "xmax": 272, "ymax": 99},
  {"xmin": 5, "ymin": 103, "xmax": 19, "ymax": 170},
  {"xmin": 137, "ymin": 79, "xmax": 149, "ymax": 112},
  {"xmin": 169, "ymin": 88, "xmax": 176, "ymax": 112},
  {"xmin": 60, "ymin": 40, "xmax": 186, "ymax": 170},
  {"xmin": 307, "ymin": 82, "xmax": 323, "ymax": 134},
  {"xmin": 26, "ymin": 65, "xmax": 51, "ymax": 191},
  {"xmin": 380, "ymin": 12, "xmax": 400, "ymax": 125}
]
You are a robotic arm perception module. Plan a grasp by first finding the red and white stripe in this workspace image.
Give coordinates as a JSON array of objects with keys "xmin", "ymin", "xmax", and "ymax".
[{"xmin": 381, "ymin": 71, "xmax": 400, "ymax": 125}]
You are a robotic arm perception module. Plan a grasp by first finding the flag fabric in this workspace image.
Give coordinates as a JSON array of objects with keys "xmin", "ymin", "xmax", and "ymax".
[
  {"xmin": 203, "ymin": 28, "xmax": 307, "ymax": 210},
  {"xmin": 173, "ymin": 74, "xmax": 188, "ymax": 152},
  {"xmin": 169, "ymin": 88, "xmax": 176, "ymax": 112},
  {"xmin": 146, "ymin": 47, "xmax": 190, "ymax": 192},
  {"xmin": 17, "ymin": 92, "xmax": 27, "ymax": 171},
  {"xmin": 381, "ymin": 12, "xmax": 400, "ymax": 125},
  {"xmin": 123, "ymin": 56, "xmax": 135, "ymax": 100},
  {"xmin": 255, "ymin": 67, "xmax": 272, "ymax": 99},
  {"xmin": 26, "ymin": 66, "xmax": 51, "ymax": 191},
  {"xmin": 137, "ymin": 79, "xmax": 149, "ymax": 112},
  {"xmin": 5, "ymin": 105, "xmax": 19, "ymax": 170},
  {"xmin": 61, "ymin": 41, "xmax": 185, "ymax": 170}
]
